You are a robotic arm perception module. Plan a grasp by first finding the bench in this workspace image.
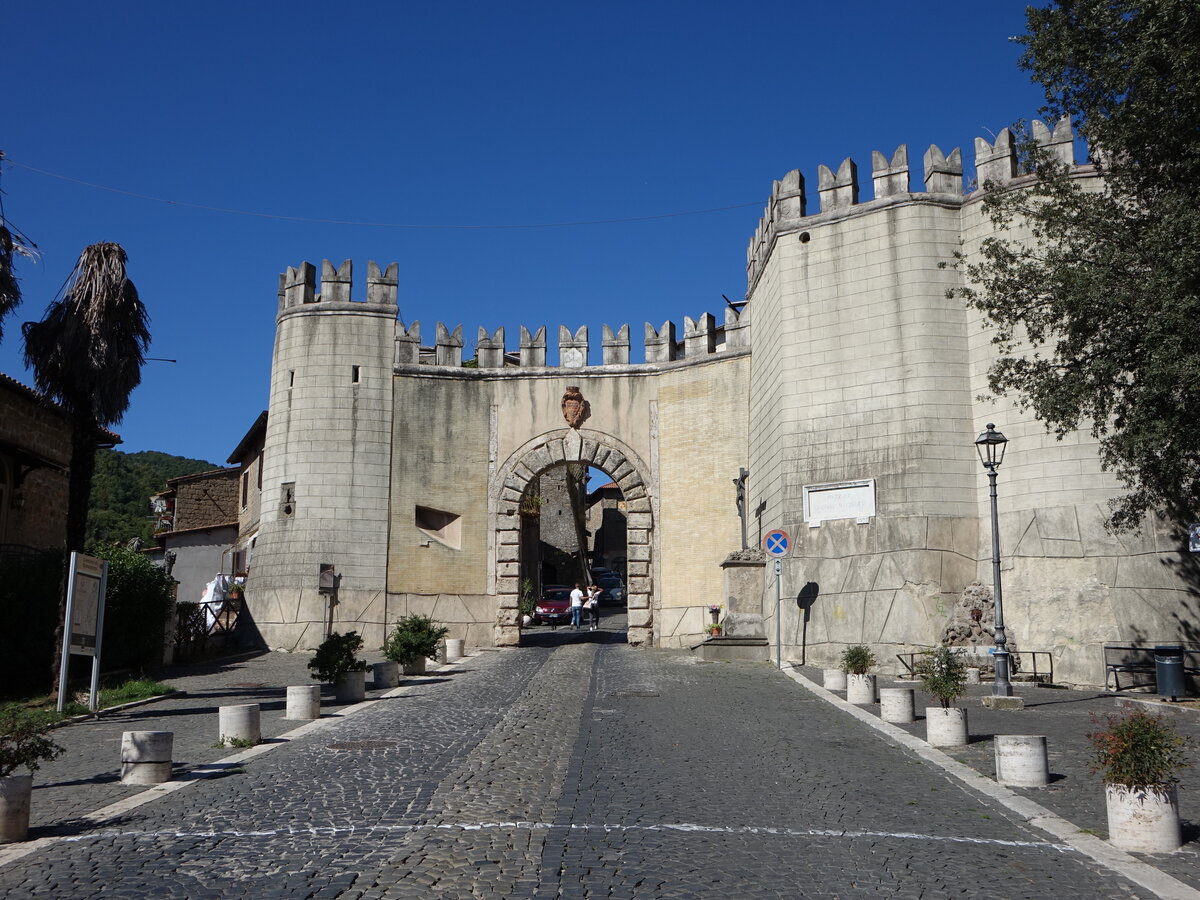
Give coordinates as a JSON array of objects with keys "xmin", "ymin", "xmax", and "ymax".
[
  {"xmin": 896, "ymin": 647, "xmax": 1054, "ymax": 685},
  {"xmin": 1103, "ymin": 644, "xmax": 1200, "ymax": 692}
]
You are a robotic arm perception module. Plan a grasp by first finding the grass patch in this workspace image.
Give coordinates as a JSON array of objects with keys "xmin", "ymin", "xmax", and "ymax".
[
  {"xmin": 2, "ymin": 678, "xmax": 176, "ymax": 721},
  {"xmin": 213, "ymin": 736, "xmax": 258, "ymax": 749}
]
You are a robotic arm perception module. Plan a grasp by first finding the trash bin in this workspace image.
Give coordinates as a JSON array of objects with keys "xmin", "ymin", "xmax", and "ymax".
[{"xmin": 1154, "ymin": 645, "xmax": 1186, "ymax": 700}]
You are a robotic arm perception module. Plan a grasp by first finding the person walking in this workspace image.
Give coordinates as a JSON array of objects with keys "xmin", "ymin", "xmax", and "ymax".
[
  {"xmin": 570, "ymin": 583, "xmax": 585, "ymax": 630},
  {"xmin": 586, "ymin": 584, "xmax": 601, "ymax": 631}
]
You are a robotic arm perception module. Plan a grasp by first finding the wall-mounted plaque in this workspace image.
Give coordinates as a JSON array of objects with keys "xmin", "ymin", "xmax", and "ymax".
[{"xmin": 803, "ymin": 479, "xmax": 875, "ymax": 527}]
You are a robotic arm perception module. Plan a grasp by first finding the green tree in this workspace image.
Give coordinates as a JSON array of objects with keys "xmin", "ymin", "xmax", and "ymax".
[
  {"xmin": 22, "ymin": 243, "xmax": 150, "ymax": 689},
  {"xmin": 91, "ymin": 544, "xmax": 175, "ymax": 671},
  {"xmin": 955, "ymin": 1, "xmax": 1200, "ymax": 531}
]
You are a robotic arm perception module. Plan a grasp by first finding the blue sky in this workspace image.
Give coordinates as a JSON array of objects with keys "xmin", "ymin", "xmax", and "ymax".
[{"xmin": 1, "ymin": 1, "xmax": 1047, "ymax": 466}]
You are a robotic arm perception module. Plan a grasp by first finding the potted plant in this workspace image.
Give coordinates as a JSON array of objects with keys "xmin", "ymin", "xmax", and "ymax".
[
  {"xmin": 520, "ymin": 578, "xmax": 536, "ymax": 626},
  {"xmin": 841, "ymin": 645, "xmax": 877, "ymax": 705},
  {"xmin": 914, "ymin": 645, "xmax": 969, "ymax": 747},
  {"xmin": 705, "ymin": 622, "xmax": 723, "ymax": 637},
  {"xmin": 1, "ymin": 707, "xmax": 64, "ymax": 843},
  {"xmin": 1089, "ymin": 708, "xmax": 1192, "ymax": 852},
  {"xmin": 307, "ymin": 631, "xmax": 370, "ymax": 703},
  {"xmin": 384, "ymin": 614, "xmax": 450, "ymax": 675},
  {"xmin": 226, "ymin": 581, "xmax": 245, "ymax": 601}
]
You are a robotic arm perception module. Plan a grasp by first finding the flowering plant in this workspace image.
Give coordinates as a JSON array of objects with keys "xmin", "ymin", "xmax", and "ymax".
[{"xmin": 708, "ymin": 604, "xmax": 722, "ymax": 613}]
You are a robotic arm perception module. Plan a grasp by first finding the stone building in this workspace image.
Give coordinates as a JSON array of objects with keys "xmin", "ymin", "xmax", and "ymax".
[
  {"xmin": 149, "ymin": 468, "xmax": 239, "ymax": 606},
  {"xmin": 0, "ymin": 372, "xmax": 118, "ymax": 551},
  {"xmin": 227, "ymin": 411, "xmax": 267, "ymax": 576},
  {"xmin": 244, "ymin": 117, "xmax": 1199, "ymax": 686}
]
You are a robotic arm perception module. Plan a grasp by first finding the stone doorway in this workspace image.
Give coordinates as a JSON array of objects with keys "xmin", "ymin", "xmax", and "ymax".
[{"xmin": 491, "ymin": 429, "xmax": 653, "ymax": 647}]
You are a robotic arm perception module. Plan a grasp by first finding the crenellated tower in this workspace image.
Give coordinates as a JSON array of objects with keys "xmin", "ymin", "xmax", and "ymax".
[{"xmin": 249, "ymin": 259, "xmax": 398, "ymax": 650}]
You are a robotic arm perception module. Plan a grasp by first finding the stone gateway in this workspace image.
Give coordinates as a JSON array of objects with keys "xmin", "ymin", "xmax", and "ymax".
[{"xmin": 245, "ymin": 118, "xmax": 1200, "ymax": 687}]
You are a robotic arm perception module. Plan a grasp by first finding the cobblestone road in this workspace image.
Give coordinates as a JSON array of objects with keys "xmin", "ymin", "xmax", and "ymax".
[{"xmin": 0, "ymin": 638, "xmax": 1169, "ymax": 898}]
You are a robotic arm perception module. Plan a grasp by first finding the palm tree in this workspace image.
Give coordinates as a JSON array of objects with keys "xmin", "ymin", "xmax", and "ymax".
[{"xmin": 23, "ymin": 242, "xmax": 149, "ymax": 689}]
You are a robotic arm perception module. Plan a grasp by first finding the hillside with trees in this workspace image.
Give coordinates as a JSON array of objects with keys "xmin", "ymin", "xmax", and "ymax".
[{"xmin": 87, "ymin": 449, "xmax": 217, "ymax": 547}]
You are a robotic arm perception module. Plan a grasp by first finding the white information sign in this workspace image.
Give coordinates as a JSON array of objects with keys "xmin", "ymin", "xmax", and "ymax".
[
  {"xmin": 68, "ymin": 553, "xmax": 105, "ymax": 656},
  {"xmin": 803, "ymin": 479, "xmax": 876, "ymax": 527}
]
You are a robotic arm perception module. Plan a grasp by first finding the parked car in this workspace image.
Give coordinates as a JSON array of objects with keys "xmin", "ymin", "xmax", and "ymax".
[
  {"xmin": 533, "ymin": 586, "xmax": 573, "ymax": 626},
  {"xmin": 598, "ymin": 574, "xmax": 624, "ymax": 603}
]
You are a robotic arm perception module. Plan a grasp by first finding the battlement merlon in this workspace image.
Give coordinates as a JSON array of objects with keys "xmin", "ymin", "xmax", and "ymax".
[
  {"xmin": 744, "ymin": 116, "xmax": 1082, "ymax": 290},
  {"xmin": 278, "ymin": 259, "xmax": 400, "ymax": 316}
]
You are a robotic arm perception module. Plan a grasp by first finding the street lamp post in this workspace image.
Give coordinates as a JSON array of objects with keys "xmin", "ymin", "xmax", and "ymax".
[{"xmin": 975, "ymin": 423, "xmax": 1013, "ymax": 698}]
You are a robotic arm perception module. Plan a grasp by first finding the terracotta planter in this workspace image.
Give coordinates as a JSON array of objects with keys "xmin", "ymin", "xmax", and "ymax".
[
  {"xmin": 403, "ymin": 656, "xmax": 427, "ymax": 676},
  {"xmin": 846, "ymin": 673, "xmax": 877, "ymax": 705},
  {"xmin": 0, "ymin": 775, "xmax": 32, "ymax": 843},
  {"xmin": 1105, "ymin": 783, "xmax": 1181, "ymax": 852},
  {"xmin": 925, "ymin": 707, "xmax": 968, "ymax": 748},
  {"xmin": 334, "ymin": 670, "xmax": 366, "ymax": 703}
]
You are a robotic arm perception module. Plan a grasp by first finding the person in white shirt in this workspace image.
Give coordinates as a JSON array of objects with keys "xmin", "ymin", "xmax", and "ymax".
[
  {"xmin": 585, "ymin": 584, "xmax": 601, "ymax": 631},
  {"xmin": 570, "ymin": 583, "xmax": 585, "ymax": 630}
]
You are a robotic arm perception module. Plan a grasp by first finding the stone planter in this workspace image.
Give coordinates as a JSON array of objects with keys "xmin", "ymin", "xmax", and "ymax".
[
  {"xmin": 965, "ymin": 667, "xmax": 982, "ymax": 684},
  {"xmin": 846, "ymin": 674, "xmax": 877, "ymax": 705},
  {"xmin": 403, "ymin": 657, "xmax": 427, "ymax": 676},
  {"xmin": 925, "ymin": 707, "xmax": 968, "ymax": 748},
  {"xmin": 373, "ymin": 661, "xmax": 400, "ymax": 689},
  {"xmin": 286, "ymin": 685, "xmax": 321, "ymax": 720},
  {"xmin": 218, "ymin": 704, "xmax": 261, "ymax": 746},
  {"xmin": 994, "ymin": 735, "xmax": 1049, "ymax": 787},
  {"xmin": 822, "ymin": 669, "xmax": 847, "ymax": 691},
  {"xmin": 0, "ymin": 774, "xmax": 33, "ymax": 843},
  {"xmin": 444, "ymin": 639, "xmax": 465, "ymax": 661},
  {"xmin": 521, "ymin": 615, "xmax": 532, "ymax": 627},
  {"xmin": 879, "ymin": 687, "xmax": 916, "ymax": 723},
  {"xmin": 120, "ymin": 731, "xmax": 174, "ymax": 784},
  {"xmin": 334, "ymin": 670, "xmax": 366, "ymax": 703},
  {"xmin": 1105, "ymin": 783, "xmax": 1181, "ymax": 852}
]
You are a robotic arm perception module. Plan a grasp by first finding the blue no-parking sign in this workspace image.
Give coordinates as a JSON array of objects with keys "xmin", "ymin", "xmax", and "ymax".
[{"xmin": 764, "ymin": 529, "xmax": 790, "ymax": 558}]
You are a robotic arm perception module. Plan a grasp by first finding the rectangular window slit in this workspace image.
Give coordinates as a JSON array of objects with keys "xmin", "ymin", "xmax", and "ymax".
[{"xmin": 351, "ymin": 365, "xmax": 360, "ymax": 383}]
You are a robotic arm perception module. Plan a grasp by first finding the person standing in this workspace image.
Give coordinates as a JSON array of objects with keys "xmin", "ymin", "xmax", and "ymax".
[
  {"xmin": 586, "ymin": 584, "xmax": 601, "ymax": 631},
  {"xmin": 570, "ymin": 583, "xmax": 585, "ymax": 630}
]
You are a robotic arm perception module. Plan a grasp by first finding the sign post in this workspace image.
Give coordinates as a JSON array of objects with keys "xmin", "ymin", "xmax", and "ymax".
[
  {"xmin": 764, "ymin": 529, "xmax": 791, "ymax": 670},
  {"xmin": 57, "ymin": 553, "xmax": 108, "ymax": 713}
]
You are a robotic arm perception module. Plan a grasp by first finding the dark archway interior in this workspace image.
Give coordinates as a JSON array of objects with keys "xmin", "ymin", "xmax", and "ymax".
[{"xmin": 519, "ymin": 463, "xmax": 627, "ymax": 643}]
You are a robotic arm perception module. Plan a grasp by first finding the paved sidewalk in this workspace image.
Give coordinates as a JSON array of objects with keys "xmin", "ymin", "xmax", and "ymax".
[
  {"xmin": 793, "ymin": 664, "xmax": 1200, "ymax": 891},
  {"xmin": 0, "ymin": 638, "xmax": 1193, "ymax": 897}
]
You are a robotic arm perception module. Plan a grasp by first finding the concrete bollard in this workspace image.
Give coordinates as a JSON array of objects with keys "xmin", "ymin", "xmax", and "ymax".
[
  {"xmin": 373, "ymin": 661, "xmax": 400, "ymax": 689},
  {"xmin": 218, "ymin": 704, "xmax": 261, "ymax": 746},
  {"xmin": 994, "ymin": 735, "xmax": 1050, "ymax": 787},
  {"xmin": 444, "ymin": 638, "xmax": 465, "ymax": 661},
  {"xmin": 120, "ymin": 731, "xmax": 173, "ymax": 784},
  {"xmin": 966, "ymin": 667, "xmax": 982, "ymax": 684},
  {"xmin": 822, "ymin": 668, "xmax": 847, "ymax": 691},
  {"xmin": 286, "ymin": 685, "xmax": 321, "ymax": 720},
  {"xmin": 879, "ymin": 687, "xmax": 916, "ymax": 724}
]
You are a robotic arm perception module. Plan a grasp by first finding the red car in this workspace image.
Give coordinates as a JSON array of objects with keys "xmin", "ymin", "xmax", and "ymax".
[{"xmin": 532, "ymin": 586, "xmax": 573, "ymax": 627}]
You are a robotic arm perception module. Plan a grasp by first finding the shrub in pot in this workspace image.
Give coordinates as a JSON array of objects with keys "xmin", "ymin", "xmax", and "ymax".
[
  {"xmin": 384, "ymin": 615, "xmax": 450, "ymax": 675},
  {"xmin": 1, "ymin": 707, "xmax": 64, "ymax": 843},
  {"xmin": 841, "ymin": 645, "xmax": 877, "ymax": 705},
  {"xmin": 1089, "ymin": 708, "xmax": 1192, "ymax": 852},
  {"xmin": 307, "ymin": 631, "xmax": 370, "ymax": 703},
  {"xmin": 915, "ymin": 646, "xmax": 969, "ymax": 748}
]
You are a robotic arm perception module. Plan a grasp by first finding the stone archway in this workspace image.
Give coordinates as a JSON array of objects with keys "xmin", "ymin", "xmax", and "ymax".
[{"xmin": 490, "ymin": 428, "xmax": 654, "ymax": 647}]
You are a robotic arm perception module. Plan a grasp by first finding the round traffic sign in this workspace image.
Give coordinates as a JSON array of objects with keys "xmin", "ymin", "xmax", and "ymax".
[{"xmin": 764, "ymin": 529, "xmax": 790, "ymax": 557}]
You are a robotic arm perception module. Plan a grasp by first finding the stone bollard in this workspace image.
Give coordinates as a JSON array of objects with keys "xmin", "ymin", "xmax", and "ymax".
[
  {"xmin": 879, "ymin": 687, "xmax": 916, "ymax": 724},
  {"xmin": 218, "ymin": 704, "xmax": 261, "ymax": 746},
  {"xmin": 966, "ymin": 667, "xmax": 982, "ymax": 684},
  {"xmin": 120, "ymin": 731, "xmax": 174, "ymax": 784},
  {"xmin": 444, "ymin": 638, "xmax": 465, "ymax": 661},
  {"xmin": 286, "ymin": 685, "xmax": 321, "ymax": 720},
  {"xmin": 373, "ymin": 661, "xmax": 400, "ymax": 689},
  {"xmin": 994, "ymin": 735, "xmax": 1050, "ymax": 787},
  {"xmin": 822, "ymin": 668, "xmax": 847, "ymax": 691}
]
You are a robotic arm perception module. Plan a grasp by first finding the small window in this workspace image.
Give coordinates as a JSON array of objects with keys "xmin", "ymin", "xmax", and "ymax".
[
  {"xmin": 256, "ymin": 450, "xmax": 263, "ymax": 490},
  {"xmin": 281, "ymin": 482, "xmax": 296, "ymax": 518},
  {"xmin": 415, "ymin": 505, "xmax": 462, "ymax": 550},
  {"xmin": 351, "ymin": 365, "xmax": 360, "ymax": 383},
  {"xmin": 241, "ymin": 472, "xmax": 249, "ymax": 508},
  {"xmin": 288, "ymin": 370, "xmax": 295, "ymax": 387}
]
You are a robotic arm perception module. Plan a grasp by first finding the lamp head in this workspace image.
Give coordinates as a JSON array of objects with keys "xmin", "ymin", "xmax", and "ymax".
[{"xmin": 975, "ymin": 423, "xmax": 1008, "ymax": 468}]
